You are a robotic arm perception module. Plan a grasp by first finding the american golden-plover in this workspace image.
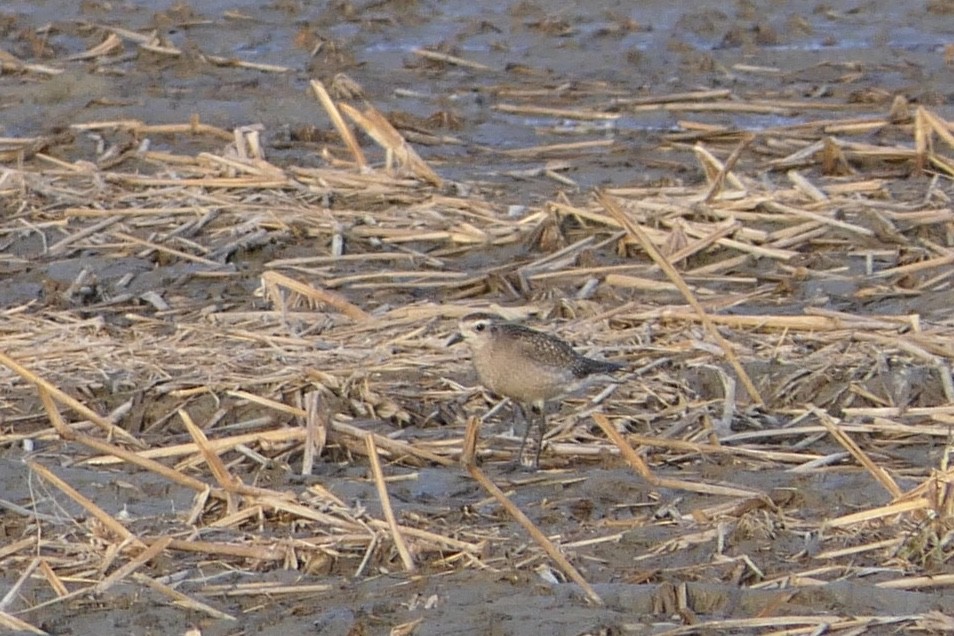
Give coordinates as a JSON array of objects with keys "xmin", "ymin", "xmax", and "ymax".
[{"xmin": 448, "ymin": 312, "xmax": 624, "ymax": 468}]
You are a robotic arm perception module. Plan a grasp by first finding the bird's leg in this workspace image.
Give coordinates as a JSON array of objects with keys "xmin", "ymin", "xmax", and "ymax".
[
  {"xmin": 530, "ymin": 407, "xmax": 546, "ymax": 470},
  {"xmin": 512, "ymin": 402, "xmax": 533, "ymax": 469},
  {"xmin": 509, "ymin": 400, "xmax": 522, "ymax": 438},
  {"xmin": 512, "ymin": 403, "xmax": 546, "ymax": 471}
]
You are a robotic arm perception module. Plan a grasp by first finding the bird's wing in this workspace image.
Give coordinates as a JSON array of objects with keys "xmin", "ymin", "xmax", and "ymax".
[{"xmin": 501, "ymin": 324, "xmax": 578, "ymax": 369}]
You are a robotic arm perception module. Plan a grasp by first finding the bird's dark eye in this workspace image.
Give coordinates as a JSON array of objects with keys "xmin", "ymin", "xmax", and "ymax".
[{"xmin": 474, "ymin": 323, "xmax": 486, "ymax": 332}]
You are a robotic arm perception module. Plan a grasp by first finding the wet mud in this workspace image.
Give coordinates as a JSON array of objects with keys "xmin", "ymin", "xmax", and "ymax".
[{"xmin": 1, "ymin": 0, "xmax": 953, "ymax": 635}]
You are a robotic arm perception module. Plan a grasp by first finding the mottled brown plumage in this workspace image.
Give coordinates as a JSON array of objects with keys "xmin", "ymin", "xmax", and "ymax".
[{"xmin": 449, "ymin": 312, "xmax": 624, "ymax": 468}]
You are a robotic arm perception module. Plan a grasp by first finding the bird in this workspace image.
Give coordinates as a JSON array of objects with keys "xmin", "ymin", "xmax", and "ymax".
[{"xmin": 448, "ymin": 312, "xmax": 624, "ymax": 469}]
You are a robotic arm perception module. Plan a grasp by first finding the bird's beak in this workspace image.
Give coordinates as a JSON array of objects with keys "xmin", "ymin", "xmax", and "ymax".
[{"xmin": 446, "ymin": 331, "xmax": 463, "ymax": 346}]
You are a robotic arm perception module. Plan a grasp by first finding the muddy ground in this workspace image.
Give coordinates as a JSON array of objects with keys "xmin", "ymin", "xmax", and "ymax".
[{"xmin": 1, "ymin": 0, "xmax": 954, "ymax": 635}]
